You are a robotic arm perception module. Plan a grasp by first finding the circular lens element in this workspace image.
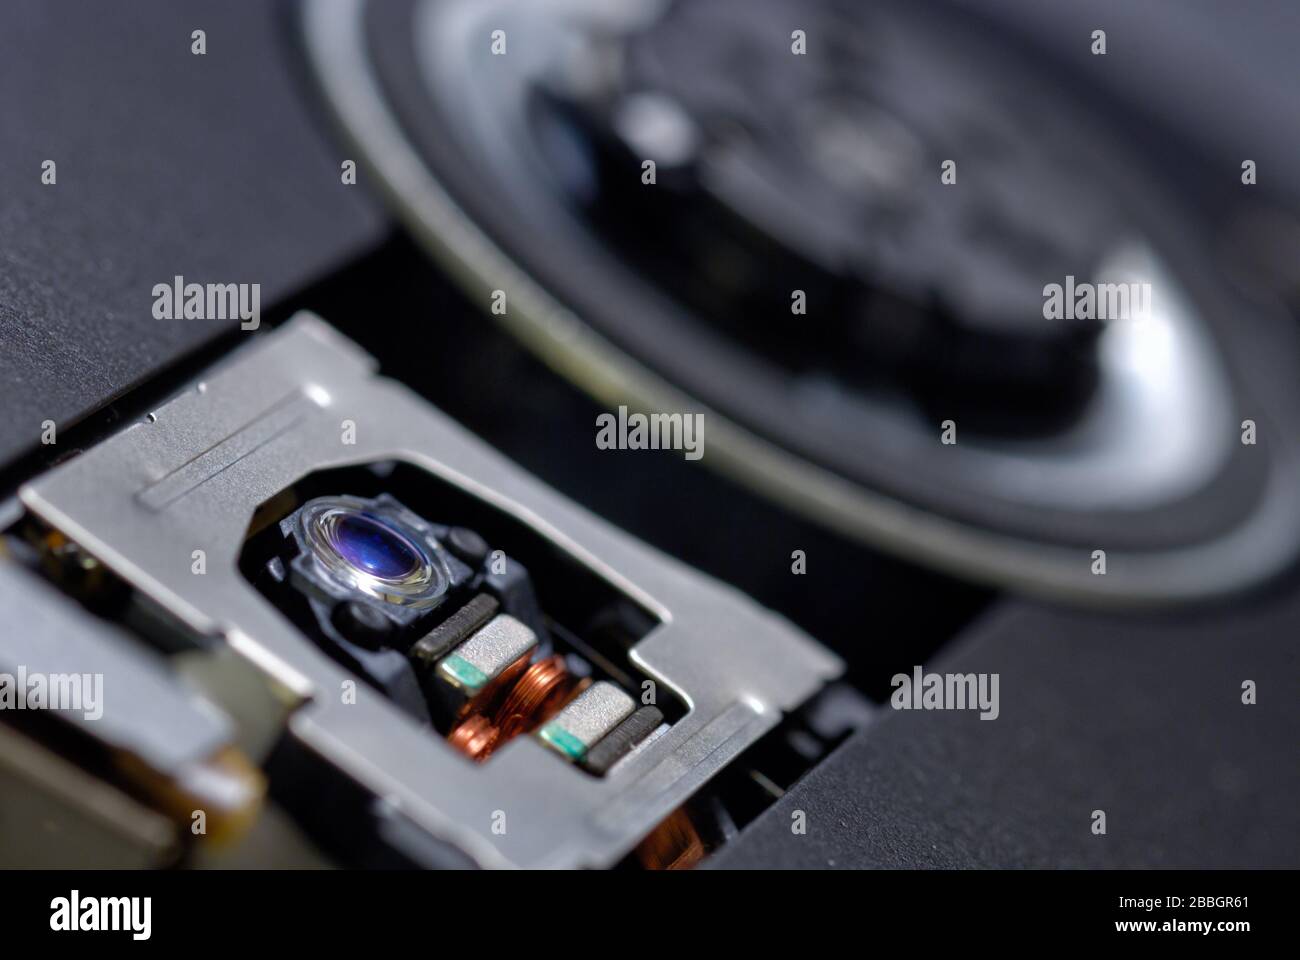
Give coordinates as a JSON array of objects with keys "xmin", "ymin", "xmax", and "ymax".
[
  {"xmin": 330, "ymin": 512, "xmax": 423, "ymax": 580},
  {"xmin": 298, "ymin": 496, "xmax": 450, "ymax": 608}
]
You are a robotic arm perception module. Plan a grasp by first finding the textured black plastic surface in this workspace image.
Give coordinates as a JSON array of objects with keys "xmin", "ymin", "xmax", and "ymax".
[
  {"xmin": 710, "ymin": 591, "xmax": 1300, "ymax": 868},
  {"xmin": 0, "ymin": 0, "xmax": 386, "ymax": 470}
]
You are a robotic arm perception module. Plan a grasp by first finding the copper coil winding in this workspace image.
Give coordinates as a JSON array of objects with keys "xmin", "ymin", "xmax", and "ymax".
[
  {"xmin": 448, "ymin": 656, "xmax": 596, "ymax": 761},
  {"xmin": 634, "ymin": 807, "xmax": 705, "ymax": 871},
  {"xmin": 456, "ymin": 653, "xmax": 532, "ymax": 721},
  {"xmin": 493, "ymin": 654, "xmax": 573, "ymax": 740},
  {"xmin": 447, "ymin": 713, "xmax": 499, "ymax": 762}
]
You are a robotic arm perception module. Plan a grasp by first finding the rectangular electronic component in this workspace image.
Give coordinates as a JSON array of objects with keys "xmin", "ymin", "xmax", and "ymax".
[
  {"xmin": 581, "ymin": 705, "xmax": 665, "ymax": 775},
  {"xmin": 538, "ymin": 681, "xmax": 635, "ymax": 762},
  {"xmin": 410, "ymin": 593, "xmax": 499, "ymax": 670},
  {"xmin": 435, "ymin": 613, "xmax": 536, "ymax": 717}
]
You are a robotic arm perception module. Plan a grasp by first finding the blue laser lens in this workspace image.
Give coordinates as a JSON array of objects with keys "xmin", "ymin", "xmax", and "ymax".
[
  {"xmin": 298, "ymin": 496, "xmax": 451, "ymax": 609},
  {"xmin": 329, "ymin": 513, "xmax": 423, "ymax": 581}
]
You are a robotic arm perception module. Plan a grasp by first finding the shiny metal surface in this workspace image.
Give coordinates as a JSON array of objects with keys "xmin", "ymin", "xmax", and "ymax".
[
  {"xmin": 0, "ymin": 560, "xmax": 232, "ymax": 775},
  {"xmin": 21, "ymin": 314, "xmax": 840, "ymax": 868},
  {"xmin": 440, "ymin": 613, "xmax": 537, "ymax": 688},
  {"xmin": 545, "ymin": 680, "xmax": 635, "ymax": 750}
]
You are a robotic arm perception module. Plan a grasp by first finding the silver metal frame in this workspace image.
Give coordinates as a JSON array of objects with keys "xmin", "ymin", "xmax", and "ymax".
[{"xmin": 21, "ymin": 314, "xmax": 840, "ymax": 868}]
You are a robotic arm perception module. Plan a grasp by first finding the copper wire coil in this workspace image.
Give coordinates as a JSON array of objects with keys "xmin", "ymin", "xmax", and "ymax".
[
  {"xmin": 456, "ymin": 653, "xmax": 531, "ymax": 720},
  {"xmin": 493, "ymin": 654, "xmax": 573, "ymax": 740},
  {"xmin": 634, "ymin": 807, "xmax": 706, "ymax": 870},
  {"xmin": 447, "ymin": 713, "xmax": 499, "ymax": 762}
]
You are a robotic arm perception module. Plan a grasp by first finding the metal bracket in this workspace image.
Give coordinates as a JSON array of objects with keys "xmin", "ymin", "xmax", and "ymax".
[{"xmin": 21, "ymin": 313, "xmax": 840, "ymax": 868}]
